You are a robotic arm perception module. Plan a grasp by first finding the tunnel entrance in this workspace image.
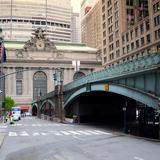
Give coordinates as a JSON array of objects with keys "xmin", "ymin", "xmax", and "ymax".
[{"xmin": 65, "ymin": 91, "xmax": 159, "ymax": 139}]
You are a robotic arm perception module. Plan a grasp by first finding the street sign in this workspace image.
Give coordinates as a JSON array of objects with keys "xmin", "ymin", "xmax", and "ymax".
[
  {"xmin": 104, "ymin": 83, "xmax": 109, "ymax": 91},
  {"xmin": 0, "ymin": 90, "xmax": 2, "ymax": 94}
]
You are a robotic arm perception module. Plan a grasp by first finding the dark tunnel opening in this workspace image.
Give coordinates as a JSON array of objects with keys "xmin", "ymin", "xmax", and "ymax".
[{"xmin": 65, "ymin": 91, "xmax": 159, "ymax": 139}]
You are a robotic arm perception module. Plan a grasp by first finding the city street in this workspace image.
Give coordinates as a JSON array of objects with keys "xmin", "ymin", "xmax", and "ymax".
[{"xmin": 0, "ymin": 117, "xmax": 160, "ymax": 160}]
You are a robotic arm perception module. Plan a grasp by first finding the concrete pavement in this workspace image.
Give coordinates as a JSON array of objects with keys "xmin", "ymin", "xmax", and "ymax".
[{"xmin": 0, "ymin": 123, "xmax": 7, "ymax": 148}]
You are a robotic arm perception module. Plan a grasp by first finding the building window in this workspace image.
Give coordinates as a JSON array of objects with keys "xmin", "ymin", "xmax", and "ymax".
[
  {"xmin": 136, "ymin": 40, "xmax": 139, "ymax": 48},
  {"xmin": 131, "ymin": 42, "xmax": 134, "ymax": 50},
  {"xmin": 140, "ymin": 24, "xmax": 144, "ymax": 34},
  {"xmin": 141, "ymin": 37, "xmax": 145, "ymax": 46},
  {"xmin": 146, "ymin": 34, "xmax": 151, "ymax": 43},
  {"xmin": 109, "ymin": 43, "xmax": 114, "ymax": 51},
  {"xmin": 109, "ymin": 52, "xmax": 114, "ymax": 60},
  {"xmin": 126, "ymin": 0, "xmax": 133, "ymax": 6},
  {"xmin": 103, "ymin": 22, "xmax": 106, "ymax": 29},
  {"xmin": 104, "ymin": 56, "xmax": 107, "ymax": 63},
  {"xmin": 155, "ymin": 29, "xmax": 160, "ymax": 40},
  {"xmin": 116, "ymin": 50, "xmax": 120, "ymax": 57},
  {"xmin": 108, "ymin": 16, "xmax": 113, "ymax": 25},
  {"xmin": 122, "ymin": 35, "xmax": 125, "ymax": 44},
  {"xmin": 109, "ymin": 34, "xmax": 113, "ymax": 42},
  {"xmin": 127, "ymin": 45, "xmax": 130, "ymax": 52},
  {"xmin": 153, "ymin": 2, "xmax": 160, "ymax": 13},
  {"xmin": 123, "ymin": 47, "xmax": 125, "ymax": 54},
  {"xmin": 135, "ymin": 27, "xmax": 138, "ymax": 37},
  {"xmin": 108, "ymin": 7, "xmax": 112, "ymax": 16},
  {"xmin": 16, "ymin": 80, "xmax": 22, "ymax": 95},
  {"xmin": 103, "ymin": 31, "xmax": 106, "ymax": 37},
  {"xmin": 103, "ymin": 48, "xmax": 107, "ymax": 55},
  {"xmin": 115, "ymin": 20, "xmax": 119, "ymax": 28},
  {"xmin": 103, "ymin": 39, "xmax": 106, "ymax": 45},
  {"xmin": 115, "ymin": 11, "xmax": 118, "ymax": 19},
  {"xmin": 126, "ymin": 33, "xmax": 129, "ymax": 42},
  {"xmin": 154, "ymin": 15, "xmax": 160, "ymax": 26},
  {"xmin": 115, "ymin": 30, "xmax": 119, "ymax": 38},
  {"xmin": 108, "ymin": 25, "xmax": 113, "ymax": 33},
  {"xmin": 145, "ymin": 20, "xmax": 150, "ymax": 31},
  {"xmin": 107, "ymin": 0, "xmax": 112, "ymax": 7},
  {"xmin": 116, "ymin": 40, "xmax": 119, "ymax": 47},
  {"xmin": 130, "ymin": 30, "xmax": 133, "ymax": 40},
  {"xmin": 114, "ymin": 2, "xmax": 118, "ymax": 9},
  {"xmin": 102, "ymin": 14, "xmax": 105, "ymax": 21}
]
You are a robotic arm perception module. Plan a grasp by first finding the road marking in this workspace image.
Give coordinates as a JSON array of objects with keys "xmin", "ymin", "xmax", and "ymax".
[
  {"xmin": 33, "ymin": 132, "xmax": 40, "ymax": 136},
  {"xmin": 77, "ymin": 130, "xmax": 91, "ymax": 135},
  {"xmin": 94, "ymin": 130, "xmax": 112, "ymax": 135},
  {"xmin": 86, "ymin": 130, "xmax": 101, "ymax": 135},
  {"xmin": 68, "ymin": 131, "xmax": 82, "ymax": 135},
  {"xmin": 8, "ymin": 132, "xmax": 18, "ymax": 136},
  {"xmin": 60, "ymin": 131, "xmax": 71, "ymax": 135},
  {"xmin": 41, "ymin": 132, "xmax": 47, "ymax": 136},
  {"xmin": 134, "ymin": 156, "xmax": 144, "ymax": 160},
  {"xmin": 19, "ymin": 131, "xmax": 29, "ymax": 136}
]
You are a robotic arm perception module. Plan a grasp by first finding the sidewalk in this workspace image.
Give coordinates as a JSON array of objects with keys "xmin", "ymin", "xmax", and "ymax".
[{"xmin": 0, "ymin": 123, "xmax": 7, "ymax": 148}]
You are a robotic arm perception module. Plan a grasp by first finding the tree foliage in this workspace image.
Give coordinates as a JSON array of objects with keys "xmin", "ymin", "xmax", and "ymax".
[{"xmin": 4, "ymin": 97, "xmax": 15, "ymax": 111}]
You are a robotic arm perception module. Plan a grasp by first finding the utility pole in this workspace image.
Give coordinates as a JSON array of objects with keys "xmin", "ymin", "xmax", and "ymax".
[
  {"xmin": 53, "ymin": 68, "xmax": 64, "ymax": 123},
  {"xmin": 0, "ymin": 28, "xmax": 4, "ymax": 122}
]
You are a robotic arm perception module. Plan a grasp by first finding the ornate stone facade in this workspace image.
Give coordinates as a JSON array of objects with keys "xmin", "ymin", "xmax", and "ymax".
[{"xmin": 3, "ymin": 29, "xmax": 102, "ymax": 110}]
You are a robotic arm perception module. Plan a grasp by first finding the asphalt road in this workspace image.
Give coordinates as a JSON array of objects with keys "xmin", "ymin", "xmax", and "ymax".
[{"xmin": 0, "ymin": 117, "xmax": 160, "ymax": 160}]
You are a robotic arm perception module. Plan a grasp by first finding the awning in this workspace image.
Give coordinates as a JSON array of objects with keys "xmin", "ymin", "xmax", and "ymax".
[{"xmin": 21, "ymin": 106, "xmax": 29, "ymax": 110}]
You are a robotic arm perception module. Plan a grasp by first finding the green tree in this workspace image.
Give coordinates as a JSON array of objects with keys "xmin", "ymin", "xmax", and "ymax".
[{"xmin": 4, "ymin": 97, "xmax": 15, "ymax": 111}]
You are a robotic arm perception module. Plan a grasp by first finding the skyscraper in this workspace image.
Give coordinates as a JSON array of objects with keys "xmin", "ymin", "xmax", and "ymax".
[
  {"xmin": 0, "ymin": 0, "xmax": 73, "ymax": 42},
  {"xmin": 101, "ymin": 0, "xmax": 160, "ymax": 67}
]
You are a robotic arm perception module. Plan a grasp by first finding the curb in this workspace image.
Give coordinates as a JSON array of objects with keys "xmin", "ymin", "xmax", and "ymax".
[{"xmin": 0, "ymin": 133, "xmax": 5, "ymax": 148}]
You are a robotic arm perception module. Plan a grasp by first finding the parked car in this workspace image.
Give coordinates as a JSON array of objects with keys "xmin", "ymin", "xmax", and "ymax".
[{"xmin": 25, "ymin": 112, "xmax": 32, "ymax": 116}]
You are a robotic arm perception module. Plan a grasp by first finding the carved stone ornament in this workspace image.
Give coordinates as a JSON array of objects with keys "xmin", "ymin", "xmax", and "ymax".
[
  {"xmin": 16, "ymin": 50, "xmax": 24, "ymax": 58},
  {"xmin": 23, "ymin": 28, "xmax": 57, "ymax": 52}
]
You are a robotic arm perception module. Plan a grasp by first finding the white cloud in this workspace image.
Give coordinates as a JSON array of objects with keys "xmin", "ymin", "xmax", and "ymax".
[{"xmin": 71, "ymin": 0, "xmax": 82, "ymax": 13}]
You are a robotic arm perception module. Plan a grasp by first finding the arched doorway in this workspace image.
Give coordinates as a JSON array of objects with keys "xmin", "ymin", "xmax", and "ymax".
[{"xmin": 33, "ymin": 71, "xmax": 47, "ymax": 100}]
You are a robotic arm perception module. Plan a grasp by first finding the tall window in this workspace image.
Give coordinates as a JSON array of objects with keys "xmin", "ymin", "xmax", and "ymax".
[
  {"xmin": 16, "ymin": 67, "xmax": 23, "ymax": 95},
  {"xmin": 16, "ymin": 80, "xmax": 22, "ymax": 95},
  {"xmin": 33, "ymin": 71, "xmax": 47, "ymax": 100}
]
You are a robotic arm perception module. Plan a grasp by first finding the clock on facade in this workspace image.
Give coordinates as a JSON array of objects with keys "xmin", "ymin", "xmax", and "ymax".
[{"xmin": 36, "ymin": 40, "xmax": 45, "ymax": 50}]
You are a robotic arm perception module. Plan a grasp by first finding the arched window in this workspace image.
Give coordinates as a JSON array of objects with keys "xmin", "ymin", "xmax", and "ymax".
[{"xmin": 33, "ymin": 71, "xmax": 47, "ymax": 100}]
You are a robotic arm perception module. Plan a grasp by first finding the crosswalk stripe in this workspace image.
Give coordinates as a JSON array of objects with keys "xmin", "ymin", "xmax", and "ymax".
[
  {"xmin": 68, "ymin": 131, "xmax": 81, "ymax": 135},
  {"xmin": 8, "ymin": 132, "xmax": 18, "ymax": 136},
  {"xmin": 86, "ymin": 130, "xmax": 101, "ymax": 135},
  {"xmin": 33, "ymin": 132, "xmax": 40, "ymax": 136},
  {"xmin": 94, "ymin": 130, "xmax": 112, "ymax": 135},
  {"xmin": 60, "ymin": 131, "xmax": 70, "ymax": 135},
  {"xmin": 77, "ymin": 130, "xmax": 91, "ymax": 135},
  {"xmin": 19, "ymin": 131, "xmax": 29, "ymax": 136},
  {"xmin": 8, "ymin": 129, "xmax": 112, "ymax": 137}
]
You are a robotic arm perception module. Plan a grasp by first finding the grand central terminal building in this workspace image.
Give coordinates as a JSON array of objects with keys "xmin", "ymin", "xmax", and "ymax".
[{"xmin": 1, "ymin": 28, "xmax": 102, "ymax": 111}]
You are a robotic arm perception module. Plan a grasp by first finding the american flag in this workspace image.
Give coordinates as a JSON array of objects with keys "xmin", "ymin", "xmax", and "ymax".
[{"xmin": 0, "ymin": 42, "xmax": 6, "ymax": 63}]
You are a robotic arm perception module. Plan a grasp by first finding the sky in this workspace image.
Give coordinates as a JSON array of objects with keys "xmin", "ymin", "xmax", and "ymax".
[{"xmin": 71, "ymin": 0, "xmax": 82, "ymax": 13}]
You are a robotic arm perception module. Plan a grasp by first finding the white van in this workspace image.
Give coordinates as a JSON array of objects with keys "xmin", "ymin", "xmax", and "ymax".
[{"xmin": 11, "ymin": 107, "xmax": 21, "ymax": 121}]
